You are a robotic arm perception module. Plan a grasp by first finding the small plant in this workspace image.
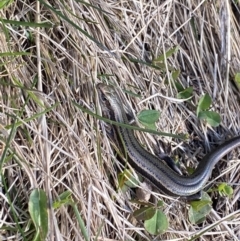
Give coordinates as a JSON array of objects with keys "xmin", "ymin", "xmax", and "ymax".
[
  {"xmin": 137, "ymin": 109, "xmax": 160, "ymax": 130},
  {"xmin": 196, "ymin": 93, "xmax": 221, "ymax": 127},
  {"xmin": 188, "ymin": 192, "xmax": 212, "ymax": 224},
  {"xmin": 173, "ymin": 76, "xmax": 193, "ymax": 99},
  {"xmin": 212, "ymin": 182, "xmax": 233, "ymax": 197},
  {"xmin": 132, "ymin": 200, "xmax": 168, "ymax": 235},
  {"xmin": 118, "ymin": 169, "xmax": 141, "ymax": 192},
  {"xmin": 29, "ymin": 189, "xmax": 90, "ymax": 241}
]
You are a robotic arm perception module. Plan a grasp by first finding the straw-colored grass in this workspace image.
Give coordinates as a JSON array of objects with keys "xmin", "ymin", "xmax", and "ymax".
[{"xmin": 0, "ymin": 0, "xmax": 240, "ymax": 240}]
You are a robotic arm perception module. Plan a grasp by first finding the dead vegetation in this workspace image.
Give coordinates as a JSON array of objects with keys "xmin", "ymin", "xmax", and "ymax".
[{"xmin": 0, "ymin": 0, "xmax": 240, "ymax": 240}]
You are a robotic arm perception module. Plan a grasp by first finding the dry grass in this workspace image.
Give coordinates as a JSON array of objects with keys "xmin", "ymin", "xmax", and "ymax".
[{"xmin": 0, "ymin": 0, "xmax": 240, "ymax": 240}]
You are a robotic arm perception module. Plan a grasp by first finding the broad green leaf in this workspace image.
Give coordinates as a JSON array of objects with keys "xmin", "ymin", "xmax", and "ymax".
[
  {"xmin": 197, "ymin": 94, "xmax": 211, "ymax": 116},
  {"xmin": 144, "ymin": 210, "xmax": 168, "ymax": 235},
  {"xmin": 198, "ymin": 111, "xmax": 221, "ymax": 127},
  {"xmin": 139, "ymin": 122, "xmax": 156, "ymax": 130},
  {"xmin": 234, "ymin": 72, "xmax": 240, "ymax": 90},
  {"xmin": 218, "ymin": 183, "xmax": 233, "ymax": 197},
  {"xmin": 177, "ymin": 87, "xmax": 193, "ymax": 99},
  {"xmin": 120, "ymin": 184, "xmax": 131, "ymax": 193},
  {"xmin": 138, "ymin": 110, "xmax": 160, "ymax": 130},
  {"xmin": 138, "ymin": 110, "xmax": 160, "ymax": 124},
  {"xmin": 133, "ymin": 206, "xmax": 156, "ymax": 221},
  {"xmin": 156, "ymin": 200, "xmax": 164, "ymax": 208},
  {"xmin": 188, "ymin": 192, "xmax": 212, "ymax": 224},
  {"xmin": 174, "ymin": 81, "xmax": 184, "ymax": 92},
  {"xmin": 190, "ymin": 200, "xmax": 212, "ymax": 212},
  {"xmin": 29, "ymin": 189, "xmax": 48, "ymax": 241}
]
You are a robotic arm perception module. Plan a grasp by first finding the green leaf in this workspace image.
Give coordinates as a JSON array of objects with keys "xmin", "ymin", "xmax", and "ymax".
[
  {"xmin": 144, "ymin": 210, "xmax": 168, "ymax": 235},
  {"xmin": 137, "ymin": 110, "xmax": 160, "ymax": 130},
  {"xmin": 138, "ymin": 110, "xmax": 160, "ymax": 124},
  {"xmin": 133, "ymin": 206, "xmax": 156, "ymax": 221},
  {"xmin": 156, "ymin": 200, "xmax": 164, "ymax": 208},
  {"xmin": 29, "ymin": 189, "xmax": 49, "ymax": 241},
  {"xmin": 174, "ymin": 82, "xmax": 184, "ymax": 92},
  {"xmin": 196, "ymin": 93, "xmax": 221, "ymax": 126},
  {"xmin": 74, "ymin": 101, "xmax": 187, "ymax": 140},
  {"xmin": 140, "ymin": 122, "xmax": 157, "ymax": 130},
  {"xmin": 0, "ymin": 52, "xmax": 31, "ymax": 57},
  {"xmin": 0, "ymin": 118, "xmax": 17, "ymax": 169},
  {"xmin": 71, "ymin": 203, "xmax": 90, "ymax": 241},
  {"xmin": 12, "ymin": 78, "xmax": 46, "ymax": 108},
  {"xmin": 122, "ymin": 89, "xmax": 141, "ymax": 98},
  {"xmin": 53, "ymin": 190, "xmax": 90, "ymax": 241},
  {"xmin": 197, "ymin": 94, "xmax": 212, "ymax": 116},
  {"xmin": 171, "ymin": 70, "xmax": 181, "ymax": 82},
  {"xmin": 190, "ymin": 17, "xmax": 199, "ymax": 41},
  {"xmin": 217, "ymin": 183, "xmax": 233, "ymax": 197},
  {"xmin": 198, "ymin": 111, "xmax": 221, "ymax": 127},
  {"xmin": 177, "ymin": 87, "xmax": 193, "ymax": 99},
  {"xmin": 174, "ymin": 81, "xmax": 184, "ymax": 92},
  {"xmin": 186, "ymin": 166, "xmax": 195, "ymax": 175},
  {"xmin": 153, "ymin": 46, "xmax": 179, "ymax": 63},
  {"xmin": 5, "ymin": 103, "xmax": 59, "ymax": 130},
  {"xmin": 188, "ymin": 192, "xmax": 212, "ymax": 224},
  {"xmin": 53, "ymin": 191, "xmax": 72, "ymax": 209},
  {"xmin": 234, "ymin": 72, "xmax": 240, "ymax": 90},
  {"xmin": 124, "ymin": 56, "xmax": 163, "ymax": 70},
  {"xmin": 190, "ymin": 200, "xmax": 212, "ymax": 212},
  {"xmin": 0, "ymin": 19, "xmax": 52, "ymax": 28},
  {"xmin": 0, "ymin": 0, "xmax": 13, "ymax": 9},
  {"xmin": 118, "ymin": 169, "xmax": 140, "ymax": 189}
]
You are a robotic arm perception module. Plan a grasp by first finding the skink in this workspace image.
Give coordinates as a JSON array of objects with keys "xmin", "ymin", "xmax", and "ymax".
[{"xmin": 97, "ymin": 83, "xmax": 240, "ymax": 199}]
